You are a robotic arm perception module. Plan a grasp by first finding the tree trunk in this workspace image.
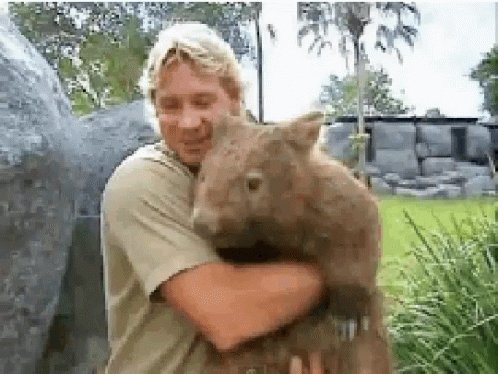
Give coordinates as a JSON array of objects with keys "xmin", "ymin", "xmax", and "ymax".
[
  {"xmin": 354, "ymin": 39, "xmax": 368, "ymax": 186},
  {"xmin": 255, "ymin": 8, "xmax": 264, "ymax": 123}
]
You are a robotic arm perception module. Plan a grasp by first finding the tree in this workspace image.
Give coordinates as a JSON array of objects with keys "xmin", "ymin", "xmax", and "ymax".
[
  {"xmin": 298, "ymin": 2, "xmax": 420, "ymax": 181},
  {"xmin": 8, "ymin": 2, "xmax": 258, "ymax": 115},
  {"xmin": 470, "ymin": 46, "xmax": 497, "ymax": 116},
  {"xmin": 318, "ymin": 67, "xmax": 414, "ymax": 116}
]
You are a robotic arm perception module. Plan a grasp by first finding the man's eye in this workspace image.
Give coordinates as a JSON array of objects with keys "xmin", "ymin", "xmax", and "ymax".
[
  {"xmin": 162, "ymin": 103, "xmax": 179, "ymax": 111},
  {"xmin": 193, "ymin": 100, "xmax": 211, "ymax": 108}
]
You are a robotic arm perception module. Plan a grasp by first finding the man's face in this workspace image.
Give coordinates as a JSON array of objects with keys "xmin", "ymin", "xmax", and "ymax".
[{"xmin": 154, "ymin": 60, "xmax": 238, "ymax": 166}]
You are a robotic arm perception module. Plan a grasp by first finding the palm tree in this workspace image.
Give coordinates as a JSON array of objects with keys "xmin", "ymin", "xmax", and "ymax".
[
  {"xmin": 298, "ymin": 2, "xmax": 420, "ymax": 184},
  {"xmin": 249, "ymin": 3, "xmax": 277, "ymax": 123}
]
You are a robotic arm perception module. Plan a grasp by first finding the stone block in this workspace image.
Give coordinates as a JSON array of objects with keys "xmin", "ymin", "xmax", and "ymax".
[
  {"xmin": 466, "ymin": 125, "xmax": 491, "ymax": 161},
  {"xmin": 421, "ymin": 157, "xmax": 456, "ymax": 176},
  {"xmin": 394, "ymin": 187, "xmax": 441, "ymax": 198},
  {"xmin": 365, "ymin": 164, "xmax": 381, "ymax": 177},
  {"xmin": 437, "ymin": 184, "xmax": 463, "ymax": 198},
  {"xmin": 441, "ymin": 170, "xmax": 466, "ymax": 184},
  {"xmin": 416, "ymin": 125, "xmax": 452, "ymax": 156},
  {"xmin": 370, "ymin": 177, "xmax": 392, "ymax": 194},
  {"xmin": 416, "ymin": 176, "xmax": 439, "ymax": 188},
  {"xmin": 397, "ymin": 179, "xmax": 418, "ymax": 189},
  {"xmin": 455, "ymin": 164, "xmax": 491, "ymax": 179},
  {"xmin": 415, "ymin": 142, "xmax": 430, "ymax": 158},
  {"xmin": 463, "ymin": 175, "xmax": 495, "ymax": 196},
  {"xmin": 383, "ymin": 173, "xmax": 402, "ymax": 186},
  {"xmin": 373, "ymin": 149, "xmax": 419, "ymax": 179},
  {"xmin": 321, "ymin": 122, "xmax": 355, "ymax": 162},
  {"xmin": 373, "ymin": 123, "xmax": 416, "ymax": 150}
]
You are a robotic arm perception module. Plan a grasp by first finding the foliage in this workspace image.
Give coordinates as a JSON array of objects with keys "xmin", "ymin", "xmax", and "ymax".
[
  {"xmin": 470, "ymin": 46, "xmax": 498, "ymax": 116},
  {"xmin": 386, "ymin": 211, "xmax": 497, "ymax": 373},
  {"xmin": 319, "ymin": 67, "xmax": 414, "ymax": 116},
  {"xmin": 297, "ymin": 2, "xmax": 420, "ymax": 65},
  {"xmin": 8, "ymin": 2, "xmax": 259, "ymax": 115}
]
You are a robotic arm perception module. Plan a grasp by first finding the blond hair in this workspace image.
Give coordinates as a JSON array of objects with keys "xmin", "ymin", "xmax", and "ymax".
[{"xmin": 139, "ymin": 22, "xmax": 245, "ymax": 134}]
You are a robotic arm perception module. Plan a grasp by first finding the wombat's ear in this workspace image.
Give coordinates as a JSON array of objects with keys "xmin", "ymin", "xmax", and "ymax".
[
  {"xmin": 211, "ymin": 113, "xmax": 243, "ymax": 146},
  {"xmin": 283, "ymin": 111, "xmax": 325, "ymax": 151}
]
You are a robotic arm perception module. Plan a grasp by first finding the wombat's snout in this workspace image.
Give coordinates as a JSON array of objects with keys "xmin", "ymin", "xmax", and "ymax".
[{"xmin": 192, "ymin": 207, "xmax": 220, "ymax": 238}]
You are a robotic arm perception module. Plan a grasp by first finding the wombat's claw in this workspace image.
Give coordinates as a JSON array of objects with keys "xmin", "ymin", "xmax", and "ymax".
[
  {"xmin": 336, "ymin": 319, "xmax": 357, "ymax": 342},
  {"xmin": 348, "ymin": 320, "xmax": 356, "ymax": 341},
  {"xmin": 361, "ymin": 316, "xmax": 370, "ymax": 332}
]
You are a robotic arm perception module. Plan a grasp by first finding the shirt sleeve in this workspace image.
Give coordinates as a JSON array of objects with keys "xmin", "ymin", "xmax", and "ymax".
[{"xmin": 101, "ymin": 156, "xmax": 222, "ymax": 301}]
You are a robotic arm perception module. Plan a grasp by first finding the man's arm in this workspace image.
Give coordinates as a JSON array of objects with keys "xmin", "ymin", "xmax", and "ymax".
[{"xmin": 161, "ymin": 260, "xmax": 325, "ymax": 352}]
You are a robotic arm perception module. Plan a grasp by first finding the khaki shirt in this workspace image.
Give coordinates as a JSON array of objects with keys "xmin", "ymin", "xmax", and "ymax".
[{"xmin": 100, "ymin": 141, "xmax": 222, "ymax": 374}]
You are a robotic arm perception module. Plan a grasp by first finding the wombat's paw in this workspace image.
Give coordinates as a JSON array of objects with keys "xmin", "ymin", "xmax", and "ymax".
[{"xmin": 333, "ymin": 316, "xmax": 370, "ymax": 342}]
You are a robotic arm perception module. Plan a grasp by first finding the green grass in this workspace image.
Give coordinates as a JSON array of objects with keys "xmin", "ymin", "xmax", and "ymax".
[
  {"xmin": 386, "ymin": 211, "xmax": 498, "ymax": 373},
  {"xmin": 378, "ymin": 196, "xmax": 496, "ymax": 289}
]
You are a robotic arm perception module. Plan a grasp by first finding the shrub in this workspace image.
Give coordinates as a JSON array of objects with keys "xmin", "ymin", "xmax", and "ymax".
[{"xmin": 386, "ymin": 210, "xmax": 497, "ymax": 373}]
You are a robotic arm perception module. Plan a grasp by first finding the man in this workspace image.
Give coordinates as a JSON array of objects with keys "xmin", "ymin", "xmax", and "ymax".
[{"xmin": 101, "ymin": 23, "xmax": 326, "ymax": 373}]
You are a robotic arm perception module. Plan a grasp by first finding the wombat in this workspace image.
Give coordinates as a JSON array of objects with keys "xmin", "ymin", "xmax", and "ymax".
[{"xmin": 192, "ymin": 112, "xmax": 393, "ymax": 374}]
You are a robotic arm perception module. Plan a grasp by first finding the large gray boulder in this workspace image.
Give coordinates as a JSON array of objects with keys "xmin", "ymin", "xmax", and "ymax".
[
  {"xmin": 0, "ymin": 16, "xmax": 80, "ymax": 373},
  {"xmin": 421, "ymin": 157, "xmax": 456, "ymax": 176},
  {"xmin": 76, "ymin": 100, "xmax": 159, "ymax": 216},
  {"xmin": 373, "ymin": 149, "xmax": 419, "ymax": 178},
  {"xmin": 372, "ymin": 123, "xmax": 416, "ymax": 150},
  {"xmin": 466, "ymin": 125, "xmax": 491, "ymax": 161},
  {"xmin": 416, "ymin": 125, "xmax": 452, "ymax": 157}
]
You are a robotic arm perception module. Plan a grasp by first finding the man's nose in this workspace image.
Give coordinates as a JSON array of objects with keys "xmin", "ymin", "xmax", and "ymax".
[
  {"xmin": 178, "ymin": 111, "xmax": 201, "ymax": 130},
  {"xmin": 191, "ymin": 207, "xmax": 220, "ymax": 238}
]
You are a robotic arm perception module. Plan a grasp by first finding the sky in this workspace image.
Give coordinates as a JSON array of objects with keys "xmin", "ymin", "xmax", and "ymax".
[
  {"xmin": 242, "ymin": 1, "xmax": 496, "ymax": 122},
  {"xmin": 1, "ymin": 1, "xmax": 495, "ymax": 121}
]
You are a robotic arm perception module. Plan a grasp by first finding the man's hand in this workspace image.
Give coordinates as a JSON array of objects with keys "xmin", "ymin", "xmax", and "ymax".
[{"xmin": 289, "ymin": 352, "xmax": 324, "ymax": 374}]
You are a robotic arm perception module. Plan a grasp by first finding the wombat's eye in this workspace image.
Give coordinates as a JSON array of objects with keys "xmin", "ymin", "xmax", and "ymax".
[{"xmin": 246, "ymin": 172, "xmax": 262, "ymax": 191}]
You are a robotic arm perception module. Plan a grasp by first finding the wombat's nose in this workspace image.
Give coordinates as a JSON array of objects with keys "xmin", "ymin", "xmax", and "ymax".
[{"xmin": 192, "ymin": 207, "xmax": 220, "ymax": 237}]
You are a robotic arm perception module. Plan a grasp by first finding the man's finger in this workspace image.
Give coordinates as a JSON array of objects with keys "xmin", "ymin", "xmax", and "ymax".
[
  {"xmin": 308, "ymin": 351, "xmax": 324, "ymax": 374},
  {"xmin": 289, "ymin": 356, "xmax": 303, "ymax": 374}
]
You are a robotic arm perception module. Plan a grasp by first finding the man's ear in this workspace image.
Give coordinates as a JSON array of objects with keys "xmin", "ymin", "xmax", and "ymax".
[
  {"xmin": 211, "ymin": 112, "xmax": 244, "ymax": 147},
  {"xmin": 283, "ymin": 111, "xmax": 325, "ymax": 151}
]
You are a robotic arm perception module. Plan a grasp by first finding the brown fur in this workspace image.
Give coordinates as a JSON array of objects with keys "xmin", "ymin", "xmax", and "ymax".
[{"xmin": 192, "ymin": 112, "xmax": 393, "ymax": 374}]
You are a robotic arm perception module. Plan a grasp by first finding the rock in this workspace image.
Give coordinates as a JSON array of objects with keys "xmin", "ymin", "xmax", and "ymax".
[
  {"xmin": 397, "ymin": 179, "xmax": 418, "ymax": 189},
  {"xmin": 394, "ymin": 187, "xmax": 440, "ymax": 198},
  {"xmin": 373, "ymin": 149, "xmax": 419, "ymax": 179},
  {"xmin": 421, "ymin": 157, "xmax": 456, "ymax": 176},
  {"xmin": 0, "ymin": 16, "xmax": 79, "ymax": 373},
  {"xmin": 466, "ymin": 125, "xmax": 491, "ymax": 161},
  {"xmin": 463, "ymin": 175, "xmax": 495, "ymax": 197},
  {"xmin": 416, "ymin": 176, "xmax": 439, "ymax": 188},
  {"xmin": 370, "ymin": 177, "xmax": 392, "ymax": 194},
  {"xmin": 76, "ymin": 100, "xmax": 159, "ymax": 216},
  {"xmin": 415, "ymin": 142, "xmax": 430, "ymax": 158},
  {"xmin": 321, "ymin": 122, "xmax": 355, "ymax": 162},
  {"xmin": 383, "ymin": 173, "xmax": 402, "ymax": 186},
  {"xmin": 416, "ymin": 125, "xmax": 452, "ymax": 157},
  {"xmin": 455, "ymin": 164, "xmax": 491, "ymax": 179},
  {"xmin": 365, "ymin": 164, "xmax": 381, "ymax": 177},
  {"xmin": 437, "ymin": 184, "xmax": 463, "ymax": 198},
  {"xmin": 372, "ymin": 123, "xmax": 416, "ymax": 150},
  {"xmin": 441, "ymin": 170, "xmax": 466, "ymax": 184}
]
